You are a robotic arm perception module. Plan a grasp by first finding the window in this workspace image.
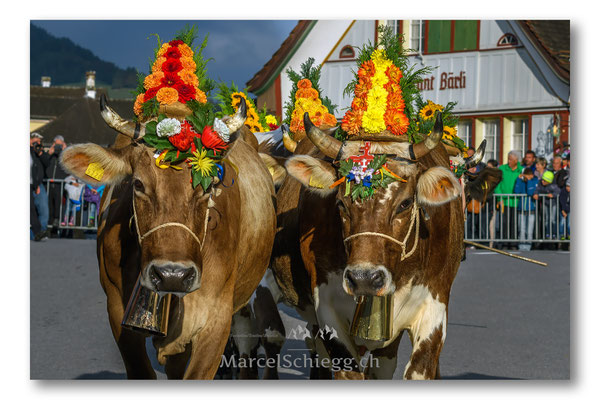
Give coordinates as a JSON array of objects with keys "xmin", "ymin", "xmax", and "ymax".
[
  {"xmin": 483, "ymin": 119, "xmax": 500, "ymax": 162},
  {"xmin": 457, "ymin": 120, "xmax": 472, "ymax": 148},
  {"xmin": 511, "ymin": 118, "xmax": 528, "ymax": 157},
  {"xmin": 339, "ymin": 45, "xmax": 355, "ymax": 59},
  {"xmin": 410, "ymin": 20, "xmax": 425, "ymax": 53},
  {"xmin": 498, "ymin": 33, "xmax": 518, "ymax": 47},
  {"xmin": 426, "ymin": 20, "xmax": 478, "ymax": 53},
  {"xmin": 386, "ymin": 20, "xmax": 402, "ymax": 36}
]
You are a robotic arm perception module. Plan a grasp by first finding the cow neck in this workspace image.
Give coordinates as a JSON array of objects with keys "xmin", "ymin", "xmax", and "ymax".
[
  {"xmin": 131, "ymin": 191, "xmax": 211, "ymax": 253},
  {"xmin": 343, "ymin": 196, "xmax": 420, "ymax": 261}
]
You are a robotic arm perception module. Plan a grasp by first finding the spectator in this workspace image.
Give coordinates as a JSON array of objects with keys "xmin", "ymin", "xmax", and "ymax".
[
  {"xmin": 30, "ymin": 151, "xmax": 46, "ymax": 242},
  {"xmin": 45, "ymin": 135, "xmax": 68, "ymax": 230},
  {"xmin": 554, "ymin": 155, "xmax": 569, "ymax": 189},
  {"xmin": 494, "ymin": 150, "xmax": 522, "ymax": 249},
  {"xmin": 534, "ymin": 157, "xmax": 548, "ymax": 180},
  {"xmin": 559, "ymin": 177, "xmax": 570, "ymax": 240},
  {"xmin": 30, "ymin": 132, "xmax": 50, "ymax": 238},
  {"xmin": 487, "ymin": 159, "xmax": 499, "ymax": 168},
  {"xmin": 533, "ymin": 171, "xmax": 561, "ymax": 239},
  {"xmin": 84, "ymin": 184, "xmax": 105, "ymax": 227},
  {"xmin": 514, "ymin": 167, "xmax": 538, "ymax": 251},
  {"xmin": 521, "ymin": 150, "xmax": 537, "ymax": 171},
  {"xmin": 63, "ymin": 175, "xmax": 84, "ymax": 226}
]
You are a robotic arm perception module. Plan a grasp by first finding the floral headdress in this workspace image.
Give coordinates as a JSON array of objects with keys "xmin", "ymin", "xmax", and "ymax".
[
  {"xmin": 283, "ymin": 58, "xmax": 338, "ymax": 141},
  {"xmin": 129, "ymin": 26, "xmax": 237, "ymax": 191},
  {"xmin": 215, "ymin": 83, "xmax": 280, "ymax": 133},
  {"xmin": 330, "ymin": 26, "xmax": 467, "ymax": 200}
]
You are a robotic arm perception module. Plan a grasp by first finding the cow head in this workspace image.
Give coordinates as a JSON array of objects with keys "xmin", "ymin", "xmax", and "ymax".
[
  {"xmin": 286, "ymin": 113, "xmax": 484, "ymax": 297},
  {"xmin": 60, "ymin": 97, "xmax": 247, "ymax": 295}
]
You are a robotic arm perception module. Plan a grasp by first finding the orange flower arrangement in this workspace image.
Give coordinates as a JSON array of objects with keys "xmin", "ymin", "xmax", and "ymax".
[
  {"xmin": 156, "ymin": 87, "xmax": 179, "ymax": 105},
  {"xmin": 144, "ymin": 71, "xmax": 164, "ymax": 90},
  {"xmin": 289, "ymin": 79, "xmax": 337, "ymax": 136}
]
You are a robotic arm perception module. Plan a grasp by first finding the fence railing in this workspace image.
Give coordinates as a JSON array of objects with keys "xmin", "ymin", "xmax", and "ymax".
[
  {"xmin": 43, "ymin": 179, "xmax": 101, "ymax": 231},
  {"xmin": 43, "ymin": 181, "xmax": 571, "ymax": 245},
  {"xmin": 465, "ymin": 193, "xmax": 570, "ymax": 244}
]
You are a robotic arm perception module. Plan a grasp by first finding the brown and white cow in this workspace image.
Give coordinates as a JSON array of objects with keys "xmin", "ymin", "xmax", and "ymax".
[
  {"xmin": 60, "ymin": 97, "xmax": 277, "ymax": 379},
  {"xmin": 270, "ymin": 113, "xmax": 493, "ymax": 379}
]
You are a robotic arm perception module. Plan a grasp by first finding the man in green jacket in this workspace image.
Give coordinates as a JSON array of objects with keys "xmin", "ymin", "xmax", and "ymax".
[{"xmin": 494, "ymin": 150, "xmax": 522, "ymax": 249}]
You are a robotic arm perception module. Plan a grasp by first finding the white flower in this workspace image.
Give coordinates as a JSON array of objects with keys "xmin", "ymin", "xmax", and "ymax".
[
  {"xmin": 213, "ymin": 118, "xmax": 231, "ymax": 142},
  {"xmin": 156, "ymin": 118, "xmax": 182, "ymax": 137}
]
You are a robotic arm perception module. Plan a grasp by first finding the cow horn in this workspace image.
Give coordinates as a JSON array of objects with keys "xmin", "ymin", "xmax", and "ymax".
[
  {"xmin": 303, "ymin": 112, "xmax": 342, "ymax": 159},
  {"xmin": 224, "ymin": 95, "xmax": 247, "ymax": 133},
  {"xmin": 464, "ymin": 139, "xmax": 487, "ymax": 169},
  {"xmin": 281, "ymin": 124, "xmax": 297, "ymax": 153},
  {"xmin": 411, "ymin": 111, "xmax": 443, "ymax": 158},
  {"xmin": 100, "ymin": 94, "xmax": 146, "ymax": 139}
]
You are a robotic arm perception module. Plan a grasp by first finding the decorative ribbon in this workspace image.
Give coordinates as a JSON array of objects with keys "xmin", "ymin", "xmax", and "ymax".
[{"xmin": 155, "ymin": 150, "xmax": 182, "ymax": 170}]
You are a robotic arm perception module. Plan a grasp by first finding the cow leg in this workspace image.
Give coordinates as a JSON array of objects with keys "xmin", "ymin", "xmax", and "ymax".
[
  {"xmin": 183, "ymin": 312, "xmax": 233, "ymax": 380},
  {"xmin": 403, "ymin": 303, "xmax": 447, "ymax": 380},
  {"xmin": 231, "ymin": 304, "xmax": 259, "ymax": 379},
  {"xmin": 164, "ymin": 343, "xmax": 192, "ymax": 379},
  {"xmin": 253, "ymin": 285, "xmax": 285, "ymax": 380},
  {"xmin": 365, "ymin": 331, "xmax": 403, "ymax": 379}
]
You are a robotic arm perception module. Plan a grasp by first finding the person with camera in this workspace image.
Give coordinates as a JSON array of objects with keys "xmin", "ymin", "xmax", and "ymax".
[
  {"xmin": 30, "ymin": 132, "xmax": 50, "ymax": 240},
  {"xmin": 45, "ymin": 135, "xmax": 68, "ymax": 231}
]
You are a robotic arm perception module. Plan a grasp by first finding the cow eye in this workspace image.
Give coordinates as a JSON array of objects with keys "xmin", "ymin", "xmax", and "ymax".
[
  {"xmin": 133, "ymin": 178, "xmax": 144, "ymax": 192},
  {"xmin": 395, "ymin": 198, "xmax": 412, "ymax": 214}
]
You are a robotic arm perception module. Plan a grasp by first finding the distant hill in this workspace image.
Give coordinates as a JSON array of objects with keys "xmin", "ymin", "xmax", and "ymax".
[{"xmin": 30, "ymin": 23, "xmax": 138, "ymax": 89}]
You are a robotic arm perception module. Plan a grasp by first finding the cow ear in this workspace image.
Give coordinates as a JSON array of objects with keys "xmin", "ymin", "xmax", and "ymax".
[
  {"xmin": 285, "ymin": 155, "xmax": 338, "ymax": 196},
  {"xmin": 416, "ymin": 166, "xmax": 461, "ymax": 206},
  {"xmin": 60, "ymin": 143, "xmax": 132, "ymax": 185},
  {"xmin": 258, "ymin": 153, "xmax": 287, "ymax": 187}
]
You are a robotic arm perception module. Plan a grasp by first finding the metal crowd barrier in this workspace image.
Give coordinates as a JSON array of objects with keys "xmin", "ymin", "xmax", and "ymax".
[
  {"xmin": 43, "ymin": 179, "xmax": 101, "ymax": 231},
  {"xmin": 464, "ymin": 193, "xmax": 570, "ymax": 244},
  {"xmin": 43, "ymin": 180, "xmax": 571, "ymax": 245}
]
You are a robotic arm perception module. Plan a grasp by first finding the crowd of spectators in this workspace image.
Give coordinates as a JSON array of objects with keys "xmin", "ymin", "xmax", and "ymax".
[
  {"xmin": 465, "ymin": 144, "xmax": 571, "ymax": 251},
  {"xmin": 30, "ymin": 133, "xmax": 104, "ymax": 241}
]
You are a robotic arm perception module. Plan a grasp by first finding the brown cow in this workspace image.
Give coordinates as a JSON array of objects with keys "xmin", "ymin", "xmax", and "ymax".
[
  {"xmin": 271, "ymin": 112, "xmax": 493, "ymax": 379},
  {"xmin": 60, "ymin": 97, "xmax": 277, "ymax": 379}
]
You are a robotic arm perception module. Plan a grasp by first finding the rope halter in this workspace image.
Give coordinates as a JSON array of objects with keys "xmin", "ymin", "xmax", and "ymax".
[{"xmin": 343, "ymin": 196, "xmax": 420, "ymax": 261}]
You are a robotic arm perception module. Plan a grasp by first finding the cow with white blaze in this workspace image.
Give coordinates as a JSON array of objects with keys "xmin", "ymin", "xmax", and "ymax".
[
  {"xmin": 60, "ymin": 97, "xmax": 277, "ymax": 379},
  {"xmin": 271, "ymin": 112, "xmax": 494, "ymax": 379}
]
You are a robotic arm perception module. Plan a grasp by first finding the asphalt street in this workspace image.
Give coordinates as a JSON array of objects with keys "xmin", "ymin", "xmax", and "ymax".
[{"xmin": 30, "ymin": 239, "xmax": 569, "ymax": 380}]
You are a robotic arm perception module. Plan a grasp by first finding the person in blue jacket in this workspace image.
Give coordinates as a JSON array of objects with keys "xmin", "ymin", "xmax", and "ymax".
[{"xmin": 514, "ymin": 167, "xmax": 538, "ymax": 251}]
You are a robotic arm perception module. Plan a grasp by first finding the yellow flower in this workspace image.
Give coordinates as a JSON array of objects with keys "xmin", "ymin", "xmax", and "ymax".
[
  {"xmin": 420, "ymin": 100, "xmax": 444, "ymax": 120},
  {"xmin": 189, "ymin": 148, "xmax": 215, "ymax": 177},
  {"xmin": 265, "ymin": 115, "xmax": 278, "ymax": 125},
  {"xmin": 442, "ymin": 125, "xmax": 457, "ymax": 141}
]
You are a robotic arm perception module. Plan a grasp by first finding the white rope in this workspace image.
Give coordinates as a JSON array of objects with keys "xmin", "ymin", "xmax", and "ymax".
[
  {"xmin": 343, "ymin": 197, "xmax": 420, "ymax": 261},
  {"xmin": 132, "ymin": 193, "xmax": 208, "ymax": 252}
]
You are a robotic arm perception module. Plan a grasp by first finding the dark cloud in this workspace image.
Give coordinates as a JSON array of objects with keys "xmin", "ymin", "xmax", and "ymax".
[{"xmin": 31, "ymin": 20, "xmax": 297, "ymax": 90}]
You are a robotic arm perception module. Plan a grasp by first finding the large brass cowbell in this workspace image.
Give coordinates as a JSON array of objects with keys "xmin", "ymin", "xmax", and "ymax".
[{"xmin": 350, "ymin": 294, "xmax": 393, "ymax": 342}]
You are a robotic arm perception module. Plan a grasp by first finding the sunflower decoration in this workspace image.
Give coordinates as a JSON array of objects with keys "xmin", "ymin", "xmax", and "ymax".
[
  {"xmin": 283, "ymin": 57, "xmax": 338, "ymax": 141},
  {"xmin": 413, "ymin": 95, "xmax": 466, "ymax": 155},
  {"xmin": 130, "ymin": 26, "xmax": 232, "ymax": 191},
  {"xmin": 215, "ymin": 83, "xmax": 269, "ymax": 133}
]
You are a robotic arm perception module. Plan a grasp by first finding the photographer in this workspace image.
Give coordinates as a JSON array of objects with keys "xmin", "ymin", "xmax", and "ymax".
[
  {"xmin": 30, "ymin": 132, "xmax": 50, "ymax": 239},
  {"xmin": 45, "ymin": 135, "xmax": 68, "ymax": 230}
]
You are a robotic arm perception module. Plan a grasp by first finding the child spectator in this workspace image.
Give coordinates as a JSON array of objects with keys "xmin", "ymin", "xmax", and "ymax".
[
  {"xmin": 559, "ymin": 177, "xmax": 570, "ymax": 240},
  {"xmin": 533, "ymin": 171, "xmax": 561, "ymax": 239},
  {"xmin": 84, "ymin": 184, "xmax": 105, "ymax": 227},
  {"xmin": 514, "ymin": 167, "xmax": 538, "ymax": 251},
  {"xmin": 62, "ymin": 175, "xmax": 84, "ymax": 226}
]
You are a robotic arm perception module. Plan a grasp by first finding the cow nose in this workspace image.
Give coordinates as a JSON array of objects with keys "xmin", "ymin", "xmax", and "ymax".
[
  {"xmin": 149, "ymin": 263, "xmax": 197, "ymax": 294},
  {"xmin": 343, "ymin": 266, "xmax": 390, "ymax": 296}
]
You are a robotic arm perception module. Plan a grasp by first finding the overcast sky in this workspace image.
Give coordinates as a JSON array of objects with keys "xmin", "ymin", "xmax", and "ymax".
[{"xmin": 31, "ymin": 20, "xmax": 298, "ymax": 91}]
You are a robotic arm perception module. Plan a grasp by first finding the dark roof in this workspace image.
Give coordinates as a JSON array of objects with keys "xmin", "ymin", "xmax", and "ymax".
[
  {"xmin": 519, "ymin": 20, "xmax": 570, "ymax": 82},
  {"xmin": 32, "ymin": 97, "xmax": 135, "ymax": 147},
  {"xmin": 30, "ymin": 86, "xmax": 110, "ymax": 119},
  {"xmin": 246, "ymin": 20, "xmax": 313, "ymax": 94}
]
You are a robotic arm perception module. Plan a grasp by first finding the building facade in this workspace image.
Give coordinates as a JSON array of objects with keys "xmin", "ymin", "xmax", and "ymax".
[{"xmin": 247, "ymin": 20, "xmax": 570, "ymax": 164}]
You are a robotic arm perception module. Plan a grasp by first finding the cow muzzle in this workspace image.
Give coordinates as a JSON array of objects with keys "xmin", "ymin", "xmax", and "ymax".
[
  {"xmin": 343, "ymin": 264, "xmax": 394, "ymax": 297},
  {"xmin": 143, "ymin": 261, "xmax": 200, "ymax": 295}
]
